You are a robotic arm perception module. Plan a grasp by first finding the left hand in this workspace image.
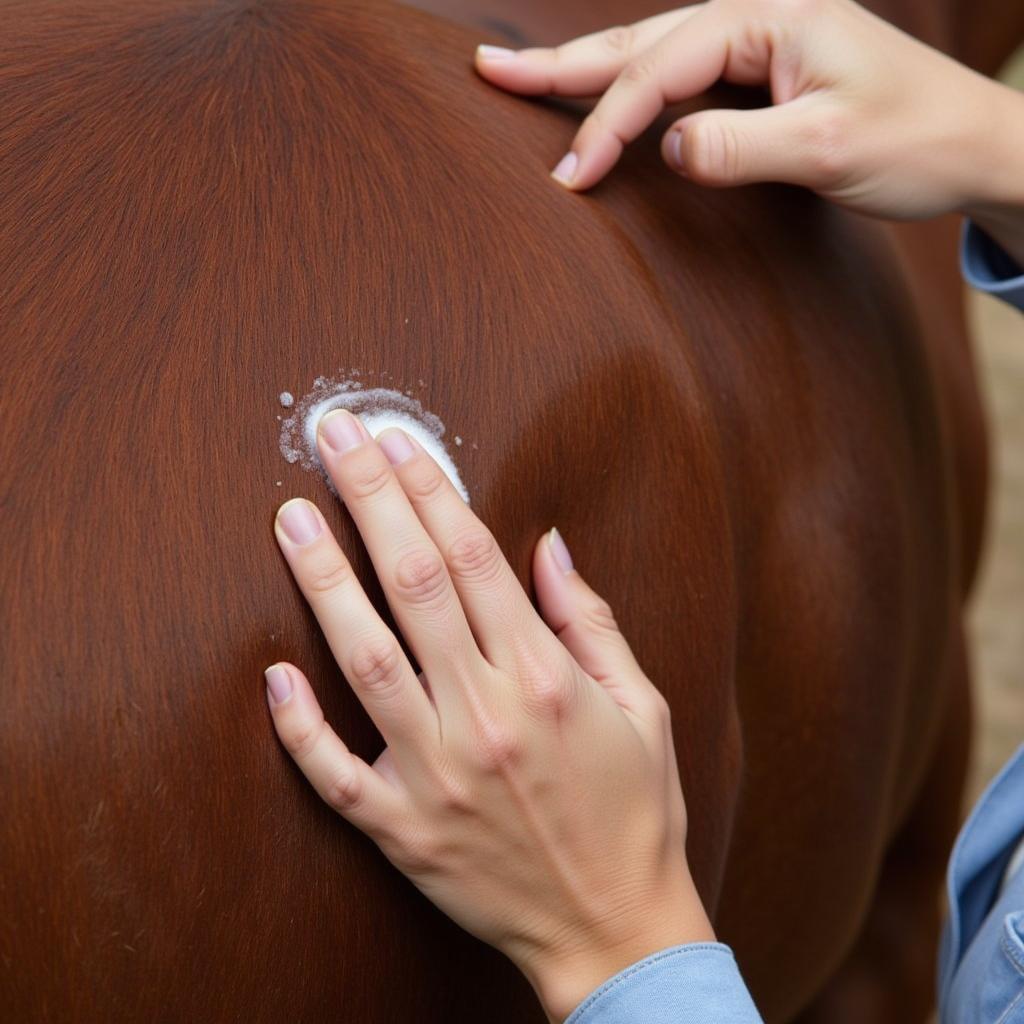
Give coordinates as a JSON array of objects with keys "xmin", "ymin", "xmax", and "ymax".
[{"xmin": 263, "ymin": 408, "xmax": 714, "ymax": 1022}]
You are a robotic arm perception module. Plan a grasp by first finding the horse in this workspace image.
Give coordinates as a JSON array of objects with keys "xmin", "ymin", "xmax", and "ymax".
[{"xmin": 1, "ymin": 0, "xmax": 1014, "ymax": 1019}]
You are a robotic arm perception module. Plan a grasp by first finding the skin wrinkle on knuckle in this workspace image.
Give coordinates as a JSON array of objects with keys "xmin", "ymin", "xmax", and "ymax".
[
  {"xmin": 393, "ymin": 548, "xmax": 450, "ymax": 609},
  {"xmin": 802, "ymin": 105, "xmax": 852, "ymax": 186},
  {"xmin": 325, "ymin": 764, "xmax": 362, "ymax": 812},
  {"xmin": 602, "ymin": 24, "xmax": 635, "ymax": 55},
  {"xmin": 403, "ymin": 461, "xmax": 447, "ymax": 504},
  {"xmin": 348, "ymin": 635, "xmax": 405, "ymax": 699},
  {"xmin": 525, "ymin": 671, "xmax": 574, "ymax": 719},
  {"xmin": 435, "ymin": 771, "xmax": 475, "ymax": 815},
  {"xmin": 283, "ymin": 710, "xmax": 326, "ymax": 761},
  {"xmin": 471, "ymin": 712, "xmax": 523, "ymax": 773},
  {"xmin": 511, "ymin": 643, "xmax": 573, "ymax": 717},
  {"xmin": 302, "ymin": 555, "xmax": 352, "ymax": 596},
  {"xmin": 687, "ymin": 118, "xmax": 733, "ymax": 182},
  {"xmin": 583, "ymin": 595, "xmax": 620, "ymax": 637},
  {"xmin": 619, "ymin": 52, "xmax": 658, "ymax": 87},
  {"xmin": 345, "ymin": 457, "xmax": 392, "ymax": 502},
  {"xmin": 446, "ymin": 528, "xmax": 504, "ymax": 586}
]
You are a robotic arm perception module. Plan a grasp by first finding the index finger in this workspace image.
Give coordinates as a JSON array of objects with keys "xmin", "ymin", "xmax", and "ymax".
[
  {"xmin": 558, "ymin": 5, "xmax": 734, "ymax": 189},
  {"xmin": 474, "ymin": 7, "xmax": 704, "ymax": 97}
]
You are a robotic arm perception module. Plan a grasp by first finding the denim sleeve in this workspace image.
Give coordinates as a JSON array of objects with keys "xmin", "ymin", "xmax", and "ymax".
[
  {"xmin": 564, "ymin": 943, "xmax": 764, "ymax": 1024},
  {"xmin": 961, "ymin": 221, "xmax": 1024, "ymax": 312}
]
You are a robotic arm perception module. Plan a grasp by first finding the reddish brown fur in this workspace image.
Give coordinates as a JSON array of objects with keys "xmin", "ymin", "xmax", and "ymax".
[{"xmin": 0, "ymin": 1, "xmax": 1001, "ymax": 1021}]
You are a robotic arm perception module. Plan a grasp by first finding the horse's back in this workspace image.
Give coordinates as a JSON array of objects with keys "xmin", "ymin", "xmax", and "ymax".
[{"xmin": 0, "ymin": 2, "xmax": 978, "ymax": 1021}]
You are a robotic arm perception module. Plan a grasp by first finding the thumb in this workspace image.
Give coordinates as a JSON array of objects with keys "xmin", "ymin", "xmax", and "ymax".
[
  {"xmin": 532, "ymin": 529, "xmax": 643, "ymax": 692},
  {"xmin": 663, "ymin": 96, "xmax": 844, "ymax": 191}
]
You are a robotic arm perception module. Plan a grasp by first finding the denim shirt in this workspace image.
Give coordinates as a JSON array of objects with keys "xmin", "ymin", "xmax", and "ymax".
[
  {"xmin": 940, "ymin": 746, "xmax": 1024, "ymax": 1023},
  {"xmin": 565, "ymin": 224, "xmax": 1023, "ymax": 1024},
  {"xmin": 961, "ymin": 222, "xmax": 1024, "ymax": 311}
]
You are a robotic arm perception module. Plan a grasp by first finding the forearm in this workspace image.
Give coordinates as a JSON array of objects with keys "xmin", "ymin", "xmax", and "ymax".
[{"xmin": 960, "ymin": 79, "xmax": 1024, "ymax": 268}]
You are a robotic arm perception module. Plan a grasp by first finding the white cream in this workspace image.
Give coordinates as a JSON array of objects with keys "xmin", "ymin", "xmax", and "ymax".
[{"xmin": 278, "ymin": 374, "xmax": 469, "ymax": 502}]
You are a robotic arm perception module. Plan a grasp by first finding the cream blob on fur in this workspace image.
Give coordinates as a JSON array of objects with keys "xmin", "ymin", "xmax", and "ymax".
[{"xmin": 278, "ymin": 373, "xmax": 469, "ymax": 503}]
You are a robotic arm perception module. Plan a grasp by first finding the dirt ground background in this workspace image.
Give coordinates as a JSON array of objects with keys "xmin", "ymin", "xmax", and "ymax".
[{"xmin": 964, "ymin": 53, "xmax": 1024, "ymax": 804}]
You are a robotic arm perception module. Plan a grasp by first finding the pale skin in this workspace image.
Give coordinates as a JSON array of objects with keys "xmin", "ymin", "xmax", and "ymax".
[
  {"xmin": 475, "ymin": 0, "xmax": 1024, "ymax": 266},
  {"xmin": 266, "ymin": 409, "xmax": 714, "ymax": 1023},
  {"xmin": 267, "ymin": 3, "xmax": 1024, "ymax": 1021}
]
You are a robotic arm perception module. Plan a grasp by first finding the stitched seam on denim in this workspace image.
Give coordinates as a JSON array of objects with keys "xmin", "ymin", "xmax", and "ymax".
[
  {"xmin": 570, "ymin": 944, "xmax": 734, "ymax": 1021},
  {"xmin": 995, "ymin": 985, "xmax": 1024, "ymax": 1024},
  {"xmin": 948, "ymin": 751, "xmax": 1024, "ymax": 966},
  {"xmin": 1002, "ymin": 929, "xmax": 1024, "ymax": 977}
]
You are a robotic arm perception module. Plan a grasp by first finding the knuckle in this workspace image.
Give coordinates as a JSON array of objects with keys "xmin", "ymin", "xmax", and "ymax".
[
  {"xmin": 582, "ymin": 595, "xmax": 621, "ymax": 637},
  {"xmin": 434, "ymin": 770, "xmax": 474, "ymax": 815},
  {"xmin": 526, "ymin": 670, "xmax": 574, "ymax": 717},
  {"xmin": 346, "ymin": 459, "xmax": 392, "ymax": 501},
  {"xmin": 514, "ymin": 647, "xmax": 574, "ymax": 717},
  {"xmin": 686, "ymin": 118, "xmax": 741, "ymax": 183},
  {"xmin": 446, "ymin": 528, "xmax": 503, "ymax": 586},
  {"xmin": 394, "ymin": 830, "xmax": 440, "ymax": 875},
  {"xmin": 402, "ymin": 462, "xmax": 448, "ymax": 504},
  {"xmin": 472, "ymin": 714, "xmax": 523, "ymax": 773},
  {"xmin": 393, "ymin": 548, "xmax": 450, "ymax": 608},
  {"xmin": 281, "ymin": 711, "xmax": 325, "ymax": 760},
  {"xmin": 801, "ymin": 105, "xmax": 851, "ymax": 185},
  {"xmin": 324, "ymin": 765, "xmax": 363, "ymax": 812},
  {"xmin": 303, "ymin": 555, "xmax": 352, "ymax": 596},
  {"xmin": 602, "ymin": 24, "xmax": 635, "ymax": 54},
  {"xmin": 619, "ymin": 53, "xmax": 657, "ymax": 86},
  {"xmin": 348, "ymin": 636, "xmax": 405, "ymax": 699}
]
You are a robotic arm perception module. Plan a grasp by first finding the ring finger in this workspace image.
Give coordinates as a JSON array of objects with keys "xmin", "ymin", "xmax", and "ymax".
[{"xmin": 274, "ymin": 497, "xmax": 440, "ymax": 768}]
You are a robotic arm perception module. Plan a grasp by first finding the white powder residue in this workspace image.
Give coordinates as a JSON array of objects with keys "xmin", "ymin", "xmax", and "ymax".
[
  {"xmin": 278, "ymin": 375, "xmax": 469, "ymax": 502},
  {"xmin": 279, "ymin": 391, "xmax": 294, "ymax": 408}
]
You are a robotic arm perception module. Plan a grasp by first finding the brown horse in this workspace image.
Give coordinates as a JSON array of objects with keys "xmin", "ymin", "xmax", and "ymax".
[{"xmin": 1, "ymin": 1, "xmax": 1015, "ymax": 1021}]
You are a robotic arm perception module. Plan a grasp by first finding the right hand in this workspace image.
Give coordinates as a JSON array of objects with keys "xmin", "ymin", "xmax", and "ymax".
[{"xmin": 474, "ymin": 0, "xmax": 1024, "ymax": 228}]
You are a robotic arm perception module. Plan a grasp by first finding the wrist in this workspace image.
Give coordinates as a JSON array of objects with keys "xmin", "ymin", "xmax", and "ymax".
[
  {"xmin": 519, "ymin": 879, "xmax": 716, "ymax": 1022},
  {"xmin": 959, "ymin": 79, "xmax": 1024, "ymax": 267}
]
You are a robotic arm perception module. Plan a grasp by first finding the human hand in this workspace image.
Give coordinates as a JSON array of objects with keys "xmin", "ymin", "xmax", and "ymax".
[
  {"xmin": 264, "ymin": 410, "xmax": 714, "ymax": 1022},
  {"xmin": 474, "ymin": 0, "xmax": 1024, "ymax": 236}
]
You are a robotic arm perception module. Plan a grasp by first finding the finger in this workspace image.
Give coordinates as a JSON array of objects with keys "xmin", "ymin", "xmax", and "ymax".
[
  {"xmin": 376, "ymin": 427, "xmax": 553, "ymax": 668},
  {"xmin": 273, "ymin": 497, "xmax": 440, "ymax": 763},
  {"xmin": 532, "ymin": 529, "xmax": 650, "ymax": 713},
  {"xmin": 474, "ymin": 7, "xmax": 704, "ymax": 98},
  {"xmin": 662, "ymin": 97, "xmax": 845, "ymax": 190},
  {"xmin": 265, "ymin": 662, "xmax": 408, "ymax": 837},
  {"xmin": 552, "ymin": 4, "xmax": 737, "ymax": 190},
  {"xmin": 315, "ymin": 409, "xmax": 488, "ymax": 701}
]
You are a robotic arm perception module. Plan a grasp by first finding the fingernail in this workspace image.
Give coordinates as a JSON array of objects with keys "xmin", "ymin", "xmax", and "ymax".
[
  {"xmin": 551, "ymin": 152, "xmax": 578, "ymax": 186},
  {"xmin": 477, "ymin": 44, "xmax": 516, "ymax": 60},
  {"xmin": 277, "ymin": 498, "xmax": 322, "ymax": 546},
  {"xmin": 549, "ymin": 528, "xmax": 574, "ymax": 574},
  {"xmin": 319, "ymin": 409, "xmax": 365, "ymax": 453},
  {"xmin": 669, "ymin": 129, "xmax": 687, "ymax": 176},
  {"xmin": 265, "ymin": 664, "xmax": 293, "ymax": 705},
  {"xmin": 377, "ymin": 428, "xmax": 416, "ymax": 466}
]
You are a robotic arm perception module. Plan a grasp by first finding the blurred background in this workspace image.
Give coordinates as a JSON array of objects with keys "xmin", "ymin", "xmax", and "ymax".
[{"xmin": 964, "ymin": 50, "xmax": 1024, "ymax": 803}]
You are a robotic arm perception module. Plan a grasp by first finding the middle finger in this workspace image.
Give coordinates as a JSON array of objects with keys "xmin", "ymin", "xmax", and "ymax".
[{"xmin": 316, "ymin": 409, "xmax": 488, "ymax": 701}]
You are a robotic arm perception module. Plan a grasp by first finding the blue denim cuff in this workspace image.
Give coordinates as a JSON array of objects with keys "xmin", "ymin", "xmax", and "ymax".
[
  {"xmin": 961, "ymin": 220, "xmax": 1024, "ymax": 312},
  {"xmin": 564, "ymin": 942, "xmax": 764, "ymax": 1024}
]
